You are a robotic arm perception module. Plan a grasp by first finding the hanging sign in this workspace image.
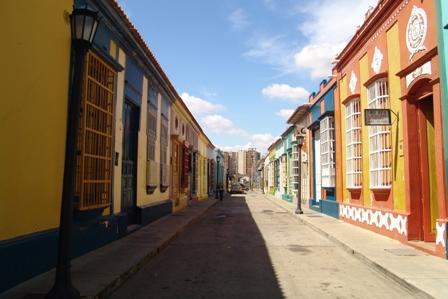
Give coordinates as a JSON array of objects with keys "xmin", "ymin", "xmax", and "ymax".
[{"xmin": 364, "ymin": 109, "xmax": 392, "ymax": 126}]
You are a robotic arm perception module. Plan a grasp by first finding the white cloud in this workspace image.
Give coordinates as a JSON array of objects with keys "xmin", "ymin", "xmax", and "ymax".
[
  {"xmin": 250, "ymin": 133, "xmax": 276, "ymax": 152},
  {"xmin": 244, "ymin": 35, "xmax": 299, "ymax": 74},
  {"xmin": 202, "ymin": 114, "xmax": 248, "ymax": 137},
  {"xmin": 276, "ymin": 109, "xmax": 295, "ymax": 121},
  {"xmin": 293, "ymin": 0, "xmax": 378, "ymax": 79},
  {"xmin": 262, "ymin": 84, "xmax": 309, "ymax": 102},
  {"xmin": 294, "ymin": 43, "xmax": 345, "ymax": 79},
  {"xmin": 228, "ymin": 8, "xmax": 250, "ymax": 31},
  {"xmin": 181, "ymin": 92, "xmax": 224, "ymax": 116}
]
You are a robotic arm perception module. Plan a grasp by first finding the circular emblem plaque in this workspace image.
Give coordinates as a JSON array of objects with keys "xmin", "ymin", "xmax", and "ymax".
[{"xmin": 406, "ymin": 6, "xmax": 427, "ymax": 60}]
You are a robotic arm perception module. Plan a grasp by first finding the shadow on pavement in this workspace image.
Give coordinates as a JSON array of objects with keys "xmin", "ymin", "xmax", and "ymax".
[{"xmin": 109, "ymin": 194, "xmax": 285, "ymax": 299}]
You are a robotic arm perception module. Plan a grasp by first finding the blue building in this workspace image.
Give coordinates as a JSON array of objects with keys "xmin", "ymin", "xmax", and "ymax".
[{"xmin": 307, "ymin": 79, "xmax": 339, "ymax": 218}]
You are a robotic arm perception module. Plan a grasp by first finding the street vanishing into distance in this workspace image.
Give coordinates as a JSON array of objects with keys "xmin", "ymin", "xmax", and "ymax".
[{"xmin": 109, "ymin": 192, "xmax": 416, "ymax": 299}]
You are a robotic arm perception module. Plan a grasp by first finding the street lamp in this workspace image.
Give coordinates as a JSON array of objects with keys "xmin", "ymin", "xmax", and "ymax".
[
  {"xmin": 47, "ymin": 6, "xmax": 99, "ymax": 299},
  {"xmin": 215, "ymin": 155, "xmax": 220, "ymax": 199},
  {"xmin": 295, "ymin": 130, "xmax": 305, "ymax": 215}
]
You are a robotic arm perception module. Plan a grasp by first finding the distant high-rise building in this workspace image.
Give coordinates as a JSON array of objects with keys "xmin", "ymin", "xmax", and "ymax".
[
  {"xmin": 224, "ymin": 151, "xmax": 238, "ymax": 176},
  {"xmin": 237, "ymin": 148, "xmax": 260, "ymax": 176}
]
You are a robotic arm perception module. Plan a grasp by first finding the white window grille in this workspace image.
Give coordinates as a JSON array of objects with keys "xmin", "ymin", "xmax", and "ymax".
[
  {"xmin": 281, "ymin": 155, "xmax": 288, "ymax": 190},
  {"xmin": 147, "ymin": 84, "xmax": 157, "ymax": 162},
  {"xmin": 160, "ymin": 96, "xmax": 170, "ymax": 187},
  {"xmin": 320, "ymin": 116, "xmax": 336, "ymax": 188},
  {"xmin": 368, "ymin": 79, "xmax": 392, "ymax": 188},
  {"xmin": 292, "ymin": 145, "xmax": 299, "ymax": 192},
  {"xmin": 345, "ymin": 99, "xmax": 362, "ymax": 188}
]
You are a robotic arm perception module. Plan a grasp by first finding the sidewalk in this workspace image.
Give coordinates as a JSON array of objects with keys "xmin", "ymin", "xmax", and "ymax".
[
  {"xmin": 1, "ymin": 198, "xmax": 218, "ymax": 299},
  {"xmin": 262, "ymin": 192, "xmax": 448, "ymax": 299}
]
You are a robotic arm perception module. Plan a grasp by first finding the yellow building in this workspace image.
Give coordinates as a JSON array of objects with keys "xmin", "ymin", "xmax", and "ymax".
[
  {"xmin": 0, "ymin": 0, "xmax": 72, "ymax": 292},
  {"xmin": 197, "ymin": 134, "xmax": 210, "ymax": 200}
]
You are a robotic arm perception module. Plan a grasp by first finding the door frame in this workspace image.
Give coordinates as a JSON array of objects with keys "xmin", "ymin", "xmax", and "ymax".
[{"xmin": 121, "ymin": 98, "xmax": 140, "ymax": 224}]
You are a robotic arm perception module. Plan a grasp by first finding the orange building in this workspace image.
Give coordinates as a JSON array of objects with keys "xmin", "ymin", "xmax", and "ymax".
[{"xmin": 334, "ymin": 0, "xmax": 447, "ymax": 256}]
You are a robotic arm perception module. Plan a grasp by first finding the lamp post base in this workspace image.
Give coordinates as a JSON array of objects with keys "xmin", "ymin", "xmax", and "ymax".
[
  {"xmin": 46, "ymin": 281, "xmax": 80, "ymax": 299},
  {"xmin": 295, "ymin": 208, "xmax": 303, "ymax": 214}
]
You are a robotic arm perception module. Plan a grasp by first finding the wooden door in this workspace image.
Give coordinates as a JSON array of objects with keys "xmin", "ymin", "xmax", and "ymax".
[
  {"xmin": 121, "ymin": 99, "xmax": 139, "ymax": 225},
  {"xmin": 171, "ymin": 138, "xmax": 181, "ymax": 207},
  {"xmin": 418, "ymin": 97, "xmax": 438, "ymax": 241}
]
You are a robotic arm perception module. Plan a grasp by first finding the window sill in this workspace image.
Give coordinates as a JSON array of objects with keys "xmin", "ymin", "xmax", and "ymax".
[
  {"xmin": 160, "ymin": 185, "xmax": 169, "ymax": 193},
  {"xmin": 146, "ymin": 185, "xmax": 157, "ymax": 194}
]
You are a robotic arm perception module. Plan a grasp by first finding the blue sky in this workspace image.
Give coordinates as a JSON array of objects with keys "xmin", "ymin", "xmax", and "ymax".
[{"xmin": 118, "ymin": 0, "xmax": 377, "ymax": 152}]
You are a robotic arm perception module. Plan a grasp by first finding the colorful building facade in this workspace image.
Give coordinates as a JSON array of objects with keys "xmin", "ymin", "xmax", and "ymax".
[
  {"xmin": 334, "ymin": 0, "xmax": 447, "ymax": 256},
  {"xmin": 0, "ymin": 0, "xmax": 218, "ymax": 292},
  {"xmin": 306, "ymin": 80, "xmax": 339, "ymax": 218},
  {"xmin": 436, "ymin": 0, "xmax": 448, "ymax": 255}
]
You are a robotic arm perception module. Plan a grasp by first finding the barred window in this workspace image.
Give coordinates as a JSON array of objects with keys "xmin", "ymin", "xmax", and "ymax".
[
  {"xmin": 291, "ymin": 147, "xmax": 298, "ymax": 192},
  {"xmin": 368, "ymin": 79, "xmax": 392, "ymax": 188},
  {"xmin": 281, "ymin": 155, "xmax": 288, "ymax": 190},
  {"xmin": 160, "ymin": 95, "xmax": 170, "ymax": 188},
  {"xmin": 320, "ymin": 116, "xmax": 335, "ymax": 188},
  {"xmin": 345, "ymin": 99, "xmax": 362, "ymax": 188},
  {"xmin": 147, "ymin": 83, "xmax": 157, "ymax": 161},
  {"xmin": 75, "ymin": 51, "xmax": 115, "ymax": 210},
  {"xmin": 274, "ymin": 159, "xmax": 280, "ymax": 190}
]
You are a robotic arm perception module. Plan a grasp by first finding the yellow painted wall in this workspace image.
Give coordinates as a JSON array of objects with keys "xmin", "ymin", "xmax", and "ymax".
[
  {"xmin": 0, "ymin": 0, "xmax": 72, "ymax": 241},
  {"xmin": 112, "ymin": 48, "xmax": 126, "ymax": 214},
  {"xmin": 136, "ymin": 77, "xmax": 149, "ymax": 206},
  {"xmin": 137, "ymin": 90, "xmax": 171, "ymax": 206},
  {"xmin": 171, "ymin": 100, "xmax": 192, "ymax": 212},
  {"xmin": 386, "ymin": 23, "xmax": 406, "ymax": 212},
  {"xmin": 339, "ymin": 75, "xmax": 349, "ymax": 203},
  {"xmin": 359, "ymin": 54, "xmax": 372, "ymax": 207}
]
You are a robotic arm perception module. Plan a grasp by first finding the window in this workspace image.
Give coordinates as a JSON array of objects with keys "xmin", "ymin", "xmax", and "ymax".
[
  {"xmin": 274, "ymin": 159, "xmax": 280, "ymax": 190},
  {"xmin": 75, "ymin": 51, "xmax": 115, "ymax": 210},
  {"xmin": 160, "ymin": 95, "xmax": 170, "ymax": 189},
  {"xmin": 281, "ymin": 155, "xmax": 288, "ymax": 191},
  {"xmin": 345, "ymin": 99, "xmax": 362, "ymax": 188},
  {"xmin": 147, "ymin": 83, "xmax": 157, "ymax": 161},
  {"xmin": 292, "ymin": 145, "xmax": 299, "ymax": 191},
  {"xmin": 320, "ymin": 116, "xmax": 335, "ymax": 188},
  {"xmin": 368, "ymin": 79, "xmax": 392, "ymax": 188}
]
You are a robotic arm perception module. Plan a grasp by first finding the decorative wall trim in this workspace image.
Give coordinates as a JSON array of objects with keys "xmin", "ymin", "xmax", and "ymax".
[
  {"xmin": 339, "ymin": 204, "xmax": 408, "ymax": 237},
  {"xmin": 436, "ymin": 220, "xmax": 447, "ymax": 248}
]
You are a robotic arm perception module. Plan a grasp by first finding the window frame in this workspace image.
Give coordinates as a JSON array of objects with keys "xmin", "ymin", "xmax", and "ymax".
[
  {"xmin": 367, "ymin": 79, "xmax": 392, "ymax": 189},
  {"xmin": 345, "ymin": 98, "xmax": 362, "ymax": 189},
  {"xmin": 320, "ymin": 116, "xmax": 336, "ymax": 188}
]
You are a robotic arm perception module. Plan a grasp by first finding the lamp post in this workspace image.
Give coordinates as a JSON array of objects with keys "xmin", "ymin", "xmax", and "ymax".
[
  {"xmin": 295, "ymin": 130, "xmax": 305, "ymax": 215},
  {"xmin": 215, "ymin": 155, "xmax": 220, "ymax": 199},
  {"xmin": 47, "ymin": 6, "xmax": 99, "ymax": 299}
]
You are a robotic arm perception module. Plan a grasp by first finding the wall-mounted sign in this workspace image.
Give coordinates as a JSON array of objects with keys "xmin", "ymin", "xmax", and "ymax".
[{"xmin": 364, "ymin": 109, "xmax": 391, "ymax": 126}]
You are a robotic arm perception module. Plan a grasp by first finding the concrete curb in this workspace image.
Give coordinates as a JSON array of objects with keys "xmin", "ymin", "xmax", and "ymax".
[
  {"xmin": 95, "ymin": 199, "xmax": 219, "ymax": 299},
  {"xmin": 263, "ymin": 194, "xmax": 434, "ymax": 299}
]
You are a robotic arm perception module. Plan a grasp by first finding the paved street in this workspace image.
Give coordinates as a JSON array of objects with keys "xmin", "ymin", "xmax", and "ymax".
[{"xmin": 109, "ymin": 192, "xmax": 417, "ymax": 299}]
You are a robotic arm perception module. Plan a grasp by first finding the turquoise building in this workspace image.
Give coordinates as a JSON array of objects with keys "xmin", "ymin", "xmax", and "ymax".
[{"xmin": 437, "ymin": 0, "xmax": 448, "ymax": 207}]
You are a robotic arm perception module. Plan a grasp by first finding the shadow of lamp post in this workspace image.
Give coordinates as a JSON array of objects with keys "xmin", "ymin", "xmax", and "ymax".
[
  {"xmin": 295, "ymin": 129, "xmax": 305, "ymax": 215},
  {"xmin": 46, "ymin": 6, "xmax": 99, "ymax": 299}
]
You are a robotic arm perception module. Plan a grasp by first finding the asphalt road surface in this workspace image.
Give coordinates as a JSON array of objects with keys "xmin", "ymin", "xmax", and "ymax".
[{"xmin": 109, "ymin": 192, "xmax": 418, "ymax": 299}]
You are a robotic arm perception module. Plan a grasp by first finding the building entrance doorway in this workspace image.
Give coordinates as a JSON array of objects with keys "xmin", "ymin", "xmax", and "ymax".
[
  {"xmin": 121, "ymin": 99, "xmax": 139, "ymax": 225},
  {"xmin": 314, "ymin": 129, "xmax": 321, "ymax": 202},
  {"xmin": 171, "ymin": 138, "xmax": 181, "ymax": 207},
  {"xmin": 417, "ymin": 96, "xmax": 439, "ymax": 242}
]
